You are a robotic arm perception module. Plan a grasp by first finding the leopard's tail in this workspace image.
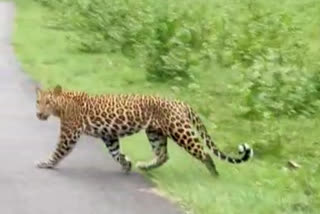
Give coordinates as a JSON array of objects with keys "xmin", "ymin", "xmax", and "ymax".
[{"xmin": 187, "ymin": 107, "xmax": 253, "ymax": 164}]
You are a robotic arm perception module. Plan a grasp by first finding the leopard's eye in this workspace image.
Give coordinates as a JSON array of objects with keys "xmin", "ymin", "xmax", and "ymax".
[{"xmin": 36, "ymin": 100, "xmax": 40, "ymax": 104}]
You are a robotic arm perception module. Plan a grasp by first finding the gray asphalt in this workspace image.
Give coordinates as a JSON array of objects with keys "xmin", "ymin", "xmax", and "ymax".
[{"xmin": 0, "ymin": 2, "xmax": 181, "ymax": 214}]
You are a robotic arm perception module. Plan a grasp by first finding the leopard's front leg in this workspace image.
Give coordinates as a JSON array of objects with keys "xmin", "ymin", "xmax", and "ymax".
[
  {"xmin": 36, "ymin": 121, "xmax": 82, "ymax": 169},
  {"xmin": 101, "ymin": 136, "xmax": 132, "ymax": 173}
]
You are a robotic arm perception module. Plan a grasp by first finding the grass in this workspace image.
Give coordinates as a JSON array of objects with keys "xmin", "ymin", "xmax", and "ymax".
[{"xmin": 13, "ymin": 1, "xmax": 320, "ymax": 214}]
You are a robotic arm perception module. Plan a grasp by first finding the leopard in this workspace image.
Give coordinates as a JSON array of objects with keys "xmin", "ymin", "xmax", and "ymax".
[{"xmin": 35, "ymin": 84, "xmax": 253, "ymax": 176}]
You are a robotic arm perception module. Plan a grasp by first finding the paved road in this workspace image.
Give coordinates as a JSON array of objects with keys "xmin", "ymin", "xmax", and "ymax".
[{"xmin": 0, "ymin": 2, "xmax": 181, "ymax": 214}]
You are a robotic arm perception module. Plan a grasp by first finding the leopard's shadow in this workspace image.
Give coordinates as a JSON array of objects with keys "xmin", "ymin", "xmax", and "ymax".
[{"xmin": 49, "ymin": 165, "xmax": 155, "ymax": 189}]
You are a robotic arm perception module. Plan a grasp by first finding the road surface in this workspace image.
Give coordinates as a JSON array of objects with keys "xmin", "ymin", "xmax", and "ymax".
[{"xmin": 0, "ymin": 2, "xmax": 181, "ymax": 214}]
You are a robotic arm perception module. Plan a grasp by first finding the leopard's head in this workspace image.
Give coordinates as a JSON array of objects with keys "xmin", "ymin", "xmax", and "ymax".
[{"xmin": 35, "ymin": 85, "xmax": 62, "ymax": 120}]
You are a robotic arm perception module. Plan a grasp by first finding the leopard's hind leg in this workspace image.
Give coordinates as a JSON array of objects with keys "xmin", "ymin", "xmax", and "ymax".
[
  {"xmin": 136, "ymin": 128, "xmax": 168, "ymax": 171},
  {"xmin": 171, "ymin": 125, "xmax": 219, "ymax": 176}
]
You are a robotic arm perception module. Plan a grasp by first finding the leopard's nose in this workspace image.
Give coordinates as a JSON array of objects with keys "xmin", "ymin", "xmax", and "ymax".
[
  {"xmin": 36, "ymin": 112, "xmax": 47, "ymax": 120},
  {"xmin": 36, "ymin": 112, "xmax": 43, "ymax": 119}
]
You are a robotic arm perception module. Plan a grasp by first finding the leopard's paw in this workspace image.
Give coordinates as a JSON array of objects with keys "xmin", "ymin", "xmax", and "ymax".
[
  {"xmin": 119, "ymin": 155, "xmax": 132, "ymax": 173},
  {"xmin": 122, "ymin": 161, "xmax": 132, "ymax": 173},
  {"xmin": 35, "ymin": 160, "xmax": 55, "ymax": 169},
  {"xmin": 135, "ymin": 161, "xmax": 149, "ymax": 170}
]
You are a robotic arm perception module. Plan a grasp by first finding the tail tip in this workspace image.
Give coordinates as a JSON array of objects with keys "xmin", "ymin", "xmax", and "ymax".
[{"xmin": 238, "ymin": 143, "xmax": 254, "ymax": 158}]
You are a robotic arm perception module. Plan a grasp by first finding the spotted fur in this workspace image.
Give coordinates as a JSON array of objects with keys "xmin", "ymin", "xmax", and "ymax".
[{"xmin": 35, "ymin": 85, "xmax": 253, "ymax": 176}]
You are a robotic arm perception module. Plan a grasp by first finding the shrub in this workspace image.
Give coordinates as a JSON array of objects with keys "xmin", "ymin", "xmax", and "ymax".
[
  {"xmin": 211, "ymin": 2, "xmax": 320, "ymax": 118},
  {"xmin": 239, "ymin": 63, "xmax": 320, "ymax": 118},
  {"xmin": 40, "ymin": 0, "xmax": 215, "ymax": 82}
]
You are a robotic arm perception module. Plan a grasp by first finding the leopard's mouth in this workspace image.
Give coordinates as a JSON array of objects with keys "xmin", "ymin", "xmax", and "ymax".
[{"xmin": 36, "ymin": 112, "xmax": 49, "ymax": 120}]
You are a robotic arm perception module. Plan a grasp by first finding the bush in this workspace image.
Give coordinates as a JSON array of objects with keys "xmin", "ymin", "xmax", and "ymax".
[
  {"xmin": 39, "ymin": 0, "xmax": 215, "ymax": 81},
  {"xmin": 210, "ymin": 1, "xmax": 320, "ymax": 118},
  {"xmin": 143, "ymin": 1, "xmax": 214, "ymax": 81},
  {"xmin": 238, "ymin": 62, "xmax": 320, "ymax": 119}
]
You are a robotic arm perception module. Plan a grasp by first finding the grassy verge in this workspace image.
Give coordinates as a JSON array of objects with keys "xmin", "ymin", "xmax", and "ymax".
[{"xmin": 13, "ymin": 1, "xmax": 320, "ymax": 214}]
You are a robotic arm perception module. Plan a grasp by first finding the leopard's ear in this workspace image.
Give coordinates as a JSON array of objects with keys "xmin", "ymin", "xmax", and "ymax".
[
  {"xmin": 53, "ymin": 84, "xmax": 62, "ymax": 95},
  {"xmin": 35, "ymin": 85, "xmax": 42, "ymax": 97}
]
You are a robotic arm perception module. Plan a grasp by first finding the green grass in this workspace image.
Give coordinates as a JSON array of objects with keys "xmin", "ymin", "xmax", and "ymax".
[{"xmin": 13, "ymin": 1, "xmax": 320, "ymax": 214}]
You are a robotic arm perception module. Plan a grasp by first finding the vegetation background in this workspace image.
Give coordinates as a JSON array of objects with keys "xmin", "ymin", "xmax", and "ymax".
[{"xmin": 13, "ymin": 0, "xmax": 320, "ymax": 213}]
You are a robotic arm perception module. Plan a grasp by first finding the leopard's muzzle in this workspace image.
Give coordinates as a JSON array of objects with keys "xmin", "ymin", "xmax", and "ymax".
[{"xmin": 36, "ymin": 112, "xmax": 49, "ymax": 120}]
